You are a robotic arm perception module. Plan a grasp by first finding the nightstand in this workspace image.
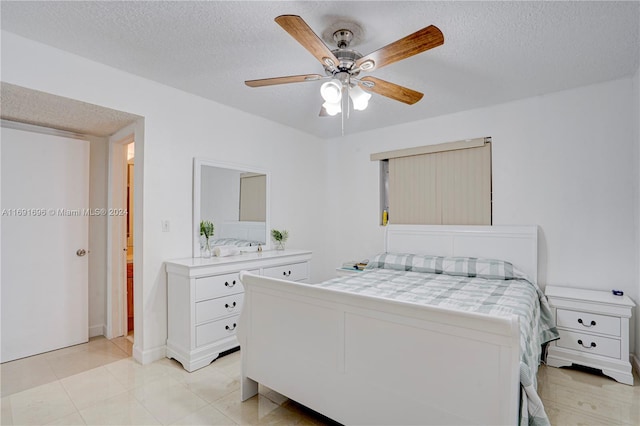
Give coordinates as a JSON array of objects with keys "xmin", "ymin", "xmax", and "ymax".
[{"xmin": 545, "ymin": 285, "xmax": 635, "ymax": 385}]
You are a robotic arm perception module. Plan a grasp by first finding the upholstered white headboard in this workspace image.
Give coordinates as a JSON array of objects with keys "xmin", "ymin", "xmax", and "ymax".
[{"xmin": 385, "ymin": 225, "xmax": 539, "ymax": 284}]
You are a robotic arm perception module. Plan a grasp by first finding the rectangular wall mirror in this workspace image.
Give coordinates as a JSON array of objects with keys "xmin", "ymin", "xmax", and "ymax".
[{"xmin": 193, "ymin": 158, "xmax": 270, "ymax": 257}]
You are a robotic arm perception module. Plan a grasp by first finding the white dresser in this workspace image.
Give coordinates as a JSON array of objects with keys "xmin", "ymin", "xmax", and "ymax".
[
  {"xmin": 545, "ymin": 285, "xmax": 635, "ymax": 385},
  {"xmin": 165, "ymin": 249, "xmax": 312, "ymax": 372}
]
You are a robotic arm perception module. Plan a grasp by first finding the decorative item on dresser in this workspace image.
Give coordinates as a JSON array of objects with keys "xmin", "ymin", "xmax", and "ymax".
[
  {"xmin": 271, "ymin": 228, "xmax": 289, "ymax": 251},
  {"xmin": 545, "ymin": 285, "xmax": 635, "ymax": 385},
  {"xmin": 200, "ymin": 220, "xmax": 215, "ymax": 258},
  {"xmin": 165, "ymin": 249, "xmax": 311, "ymax": 372}
]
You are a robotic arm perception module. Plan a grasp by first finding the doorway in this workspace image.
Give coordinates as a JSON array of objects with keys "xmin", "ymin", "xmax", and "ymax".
[
  {"xmin": 1, "ymin": 84, "xmax": 144, "ymax": 362},
  {"xmin": 107, "ymin": 129, "xmax": 135, "ymax": 340},
  {"xmin": 126, "ymin": 142, "xmax": 135, "ymax": 340}
]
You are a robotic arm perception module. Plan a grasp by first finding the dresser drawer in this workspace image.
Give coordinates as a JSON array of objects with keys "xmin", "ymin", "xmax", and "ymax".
[
  {"xmin": 263, "ymin": 262, "xmax": 309, "ymax": 281},
  {"xmin": 195, "ymin": 293, "xmax": 244, "ymax": 324},
  {"xmin": 556, "ymin": 309, "xmax": 620, "ymax": 336},
  {"xmin": 556, "ymin": 329, "xmax": 620, "ymax": 359},
  {"xmin": 196, "ymin": 315, "xmax": 240, "ymax": 347},
  {"xmin": 195, "ymin": 272, "xmax": 243, "ymax": 302}
]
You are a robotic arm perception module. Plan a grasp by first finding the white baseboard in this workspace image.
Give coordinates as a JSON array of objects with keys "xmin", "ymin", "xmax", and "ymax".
[
  {"xmin": 133, "ymin": 343, "xmax": 166, "ymax": 365},
  {"xmin": 89, "ymin": 324, "xmax": 106, "ymax": 338}
]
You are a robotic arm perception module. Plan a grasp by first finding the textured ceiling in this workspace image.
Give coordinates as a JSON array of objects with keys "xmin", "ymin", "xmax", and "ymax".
[
  {"xmin": 0, "ymin": 83, "xmax": 140, "ymax": 137},
  {"xmin": 1, "ymin": 1, "xmax": 639, "ymax": 139}
]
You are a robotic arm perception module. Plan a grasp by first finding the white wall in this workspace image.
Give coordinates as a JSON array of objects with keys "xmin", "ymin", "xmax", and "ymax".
[
  {"xmin": 1, "ymin": 31, "xmax": 330, "ymax": 363},
  {"xmin": 326, "ymin": 78, "xmax": 639, "ymax": 352},
  {"xmin": 633, "ymin": 66, "xmax": 640, "ymax": 362}
]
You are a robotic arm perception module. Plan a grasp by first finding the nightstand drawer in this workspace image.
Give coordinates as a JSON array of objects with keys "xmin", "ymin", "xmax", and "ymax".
[
  {"xmin": 557, "ymin": 309, "xmax": 620, "ymax": 336},
  {"xmin": 263, "ymin": 262, "xmax": 309, "ymax": 281},
  {"xmin": 556, "ymin": 329, "xmax": 620, "ymax": 359}
]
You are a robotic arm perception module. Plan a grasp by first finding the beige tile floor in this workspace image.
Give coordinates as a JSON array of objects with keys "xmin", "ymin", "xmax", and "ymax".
[
  {"xmin": 1, "ymin": 337, "xmax": 336, "ymax": 425},
  {"xmin": 1, "ymin": 337, "xmax": 639, "ymax": 425},
  {"xmin": 538, "ymin": 364, "xmax": 640, "ymax": 425}
]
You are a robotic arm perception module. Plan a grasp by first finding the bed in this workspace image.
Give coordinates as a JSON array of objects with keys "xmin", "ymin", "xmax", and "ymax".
[{"xmin": 237, "ymin": 225, "xmax": 558, "ymax": 425}]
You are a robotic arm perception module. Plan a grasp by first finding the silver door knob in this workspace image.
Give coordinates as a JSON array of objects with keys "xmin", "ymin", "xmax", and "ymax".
[{"xmin": 76, "ymin": 249, "xmax": 87, "ymax": 257}]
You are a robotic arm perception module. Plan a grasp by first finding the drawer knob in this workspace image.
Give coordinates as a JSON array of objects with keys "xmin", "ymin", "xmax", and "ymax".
[
  {"xmin": 225, "ymin": 280, "xmax": 236, "ymax": 287},
  {"xmin": 577, "ymin": 318, "xmax": 596, "ymax": 327},
  {"xmin": 225, "ymin": 301, "xmax": 237, "ymax": 310},
  {"xmin": 225, "ymin": 323, "xmax": 237, "ymax": 332},
  {"xmin": 282, "ymin": 270, "xmax": 292, "ymax": 277},
  {"xmin": 577, "ymin": 339, "xmax": 596, "ymax": 349}
]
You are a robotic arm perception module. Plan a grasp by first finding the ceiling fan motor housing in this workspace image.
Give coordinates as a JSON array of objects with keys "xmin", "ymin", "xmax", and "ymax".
[
  {"xmin": 327, "ymin": 49, "xmax": 363, "ymax": 75},
  {"xmin": 326, "ymin": 29, "xmax": 364, "ymax": 75},
  {"xmin": 333, "ymin": 29, "xmax": 353, "ymax": 48}
]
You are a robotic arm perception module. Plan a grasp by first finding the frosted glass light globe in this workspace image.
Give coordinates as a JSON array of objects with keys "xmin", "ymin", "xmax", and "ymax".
[{"xmin": 320, "ymin": 81, "xmax": 342, "ymax": 104}]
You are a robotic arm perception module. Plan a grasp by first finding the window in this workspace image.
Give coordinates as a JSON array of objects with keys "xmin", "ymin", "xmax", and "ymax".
[{"xmin": 372, "ymin": 138, "xmax": 492, "ymax": 225}]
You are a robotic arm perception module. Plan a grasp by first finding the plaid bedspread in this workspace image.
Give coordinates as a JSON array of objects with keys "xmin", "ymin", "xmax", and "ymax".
[{"xmin": 317, "ymin": 267, "xmax": 558, "ymax": 426}]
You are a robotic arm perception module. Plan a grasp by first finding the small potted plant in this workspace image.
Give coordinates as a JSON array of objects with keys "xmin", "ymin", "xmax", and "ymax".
[
  {"xmin": 200, "ymin": 220, "xmax": 215, "ymax": 258},
  {"xmin": 271, "ymin": 228, "xmax": 289, "ymax": 250}
]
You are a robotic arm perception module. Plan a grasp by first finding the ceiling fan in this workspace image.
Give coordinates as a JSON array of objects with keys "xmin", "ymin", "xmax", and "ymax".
[{"xmin": 245, "ymin": 15, "xmax": 444, "ymax": 117}]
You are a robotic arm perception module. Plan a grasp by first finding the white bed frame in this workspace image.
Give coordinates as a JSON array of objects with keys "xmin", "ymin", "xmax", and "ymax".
[{"xmin": 237, "ymin": 225, "xmax": 538, "ymax": 425}]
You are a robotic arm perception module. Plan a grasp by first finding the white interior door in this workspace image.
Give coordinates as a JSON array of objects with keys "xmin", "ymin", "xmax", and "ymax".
[{"xmin": 1, "ymin": 127, "xmax": 89, "ymax": 362}]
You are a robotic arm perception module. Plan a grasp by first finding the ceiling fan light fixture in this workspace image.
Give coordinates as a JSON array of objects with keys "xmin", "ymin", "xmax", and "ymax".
[
  {"xmin": 322, "ymin": 100, "xmax": 341, "ymax": 116},
  {"xmin": 349, "ymin": 84, "xmax": 372, "ymax": 111},
  {"xmin": 321, "ymin": 80, "xmax": 342, "ymax": 103}
]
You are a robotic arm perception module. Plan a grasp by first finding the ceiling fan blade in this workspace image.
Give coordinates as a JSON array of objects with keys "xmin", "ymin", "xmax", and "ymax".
[
  {"xmin": 355, "ymin": 25, "xmax": 444, "ymax": 72},
  {"xmin": 275, "ymin": 15, "xmax": 340, "ymax": 70},
  {"xmin": 245, "ymin": 74, "xmax": 324, "ymax": 87},
  {"xmin": 358, "ymin": 76, "xmax": 424, "ymax": 105}
]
